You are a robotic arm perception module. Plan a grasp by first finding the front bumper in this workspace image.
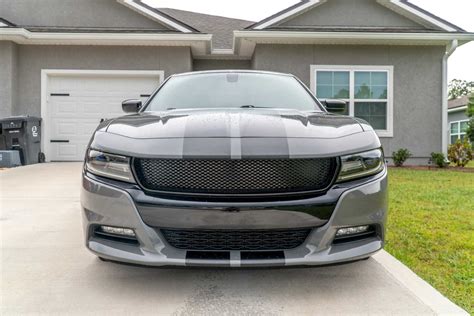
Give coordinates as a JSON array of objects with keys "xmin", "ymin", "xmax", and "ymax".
[{"xmin": 80, "ymin": 169, "xmax": 388, "ymax": 267}]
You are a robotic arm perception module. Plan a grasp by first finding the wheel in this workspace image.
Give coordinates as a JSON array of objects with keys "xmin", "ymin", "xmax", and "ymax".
[{"xmin": 38, "ymin": 152, "xmax": 46, "ymax": 163}]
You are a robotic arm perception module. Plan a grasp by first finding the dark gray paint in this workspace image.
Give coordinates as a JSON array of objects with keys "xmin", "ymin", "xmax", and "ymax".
[
  {"xmin": 81, "ymin": 165, "xmax": 387, "ymax": 266},
  {"xmin": 251, "ymin": 44, "xmax": 445, "ymax": 158},
  {"xmin": 279, "ymin": 0, "xmax": 426, "ymax": 29},
  {"xmin": 0, "ymin": 0, "xmax": 169, "ymax": 29},
  {"xmin": 14, "ymin": 45, "xmax": 192, "ymax": 116}
]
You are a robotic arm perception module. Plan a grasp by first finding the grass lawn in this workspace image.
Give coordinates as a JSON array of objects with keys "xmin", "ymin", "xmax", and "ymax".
[{"xmin": 386, "ymin": 168, "xmax": 474, "ymax": 313}]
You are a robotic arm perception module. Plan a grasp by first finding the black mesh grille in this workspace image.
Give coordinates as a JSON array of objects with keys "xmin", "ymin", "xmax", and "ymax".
[
  {"xmin": 133, "ymin": 158, "xmax": 337, "ymax": 196},
  {"xmin": 161, "ymin": 228, "xmax": 312, "ymax": 251}
]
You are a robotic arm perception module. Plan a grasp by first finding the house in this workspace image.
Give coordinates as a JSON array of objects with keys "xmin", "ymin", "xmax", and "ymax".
[
  {"xmin": 1, "ymin": 0, "xmax": 473, "ymax": 163},
  {"xmin": 448, "ymin": 95, "xmax": 471, "ymax": 144}
]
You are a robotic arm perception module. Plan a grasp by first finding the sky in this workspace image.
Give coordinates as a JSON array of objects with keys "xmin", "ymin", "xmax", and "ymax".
[{"xmin": 145, "ymin": 0, "xmax": 474, "ymax": 82}]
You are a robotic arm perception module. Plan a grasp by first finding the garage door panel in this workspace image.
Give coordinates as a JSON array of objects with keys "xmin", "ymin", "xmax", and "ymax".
[
  {"xmin": 57, "ymin": 122, "xmax": 77, "ymax": 136},
  {"xmin": 47, "ymin": 73, "xmax": 160, "ymax": 161}
]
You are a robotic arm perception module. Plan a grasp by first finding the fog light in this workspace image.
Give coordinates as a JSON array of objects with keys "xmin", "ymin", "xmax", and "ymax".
[
  {"xmin": 336, "ymin": 225, "xmax": 370, "ymax": 237},
  {"xmin": 101, "ymin": 226, "xmax": 136, "ymax": 237}
]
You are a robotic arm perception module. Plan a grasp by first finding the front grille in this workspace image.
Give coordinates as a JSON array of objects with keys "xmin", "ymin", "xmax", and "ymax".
[
  {"xmin": 133, "ymin": 158, "xmax": 337, "ymax": 196},
  {"xmin": 160, "ymin": 228, "xmax": 312, "ymax": 251}
]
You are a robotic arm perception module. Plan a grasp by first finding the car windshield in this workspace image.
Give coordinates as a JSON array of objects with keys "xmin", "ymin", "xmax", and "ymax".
[{"xmin": 144, "ymin": 72, "xmax": 323, "ymax": 112}]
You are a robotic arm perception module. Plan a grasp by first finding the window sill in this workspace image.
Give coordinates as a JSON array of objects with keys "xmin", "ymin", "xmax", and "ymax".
[{"xmin": 375, "ymin": 131, "xmax": 393, "ymax": 138}]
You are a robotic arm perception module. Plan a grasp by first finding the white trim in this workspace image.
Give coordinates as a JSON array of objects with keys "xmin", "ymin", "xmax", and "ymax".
[
  {"xmin": 373, "ymin": 251, "xmax": 469, "ymax": 315},
  {"xmin": 254, "ymin": 0, "xmax": 326, "ymax": 30},
  {"xmin": 311, "ymin": 65, "xmax": 394, "ymax": 138},
  {"xmin": 235, "ymin": 30, "xmax": 474, "ymax": 42},
  {"xmin": 0, "ymin": 22, "xmax": 7, "ymax": 27},
  {"xmin": 0, "ymin": 28, "xmax": 212, "ymax": 55},
  {"xmin": 448, "ymin": 105, "xmax": 468, "ymax": 113},
  {"xmin": 117, "ymin": 0, "xmax": 193, "ymax": 33},
  {"xmin": 0, "ymin": 28, "xmax": 211, "ymax": 42},
  {"xmin": 382, "ymin": 0, "xmax": 458, "ymax": 32},
  {"xmin": 40, "ymin": 69, "xmax": 164, "ymax": 162}
]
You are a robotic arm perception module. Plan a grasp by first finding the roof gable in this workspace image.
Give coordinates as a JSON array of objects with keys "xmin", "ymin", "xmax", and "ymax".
[
  {"xmin": 279, "ymin": 0, "xmax": 425, "ymax": 30},
  {"xmin": 0, "ymin": 0, "xmax": 197, "ymax": 33},
  {"xmin": 249, "ymin": 0, "xmax": 464, "ymax": 32}
]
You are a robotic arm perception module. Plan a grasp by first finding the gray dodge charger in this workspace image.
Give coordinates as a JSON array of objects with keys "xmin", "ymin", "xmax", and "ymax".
[{"xmin": 81, "ymin": 70, "xmax": 388, "ymax": 267}]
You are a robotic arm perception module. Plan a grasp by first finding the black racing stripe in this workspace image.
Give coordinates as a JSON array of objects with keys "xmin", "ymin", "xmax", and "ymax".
[
  {"xmin": 182, "ymin": 112, "xmax": 232, "ymax": 158},
  {"xmin": 183, "ymin": 112, "xmax": 232, "ymax": 138},
  {"xmin": 182, "ymin": 138, "xmax": 232, "ymax": 159},
  {"xmin": 240, "ymin": 138, "xmax": 290, "ymax": 159},
  {"xmin": 239, "ymin": 111, "xmax": 288, "ymax": 137}
]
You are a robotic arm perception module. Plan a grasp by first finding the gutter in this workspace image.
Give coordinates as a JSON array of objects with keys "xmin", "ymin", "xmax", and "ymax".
[
  {"xmin": 447, "ymin": 105, "xmax": 468, "ymax": 113},
  {"xmin": 442, "ymin": 40, "xmax": 458, "ymax": 154}
]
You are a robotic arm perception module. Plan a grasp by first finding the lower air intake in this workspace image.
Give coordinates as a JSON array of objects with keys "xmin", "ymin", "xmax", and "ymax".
[{"xmin": 160, "ymin": 228, "xmax": 312, "ymax": 251}]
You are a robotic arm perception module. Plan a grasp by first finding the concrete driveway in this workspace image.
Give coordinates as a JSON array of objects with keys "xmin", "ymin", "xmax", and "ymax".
[{"xmin": 0, "ymin": 163, "xmax": 467, "ymax": 315}]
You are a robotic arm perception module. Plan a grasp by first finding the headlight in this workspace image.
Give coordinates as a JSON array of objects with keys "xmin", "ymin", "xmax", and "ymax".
[
  {"xmin": 337, "ymin": 149, "xmax": 384, "ymax": 182},
  {"xmin": 86, "ymin": 149, "xmax": 135, "ymax": 183}
]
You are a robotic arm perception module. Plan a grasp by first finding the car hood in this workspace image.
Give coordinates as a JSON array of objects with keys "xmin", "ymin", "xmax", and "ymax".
[
  {"xmin": 91, "ymin": 109, "xmax": 380, "ymax": 159},
  {"xmin": 105, "ymin": 109, "xmax": 367, "ymax": 139}
]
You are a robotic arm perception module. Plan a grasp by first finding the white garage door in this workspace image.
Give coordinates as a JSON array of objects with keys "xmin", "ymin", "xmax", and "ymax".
[{"xmin": 45, "ymin": 71, "xmax": 161, "ymax": 161}]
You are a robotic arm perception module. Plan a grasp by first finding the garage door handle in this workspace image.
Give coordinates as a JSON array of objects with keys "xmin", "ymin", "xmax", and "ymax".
[{"xmin": 50, "ymin": 140, "xmax": 70, "ymax": 143}]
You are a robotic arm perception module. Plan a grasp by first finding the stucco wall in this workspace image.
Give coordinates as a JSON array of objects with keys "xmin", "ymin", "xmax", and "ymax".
[
  {"xmin": 252, "ymin": 44, "xmax": 445, "ymax": 158},
  {"xmin": 14, "ymin": 45, "xmax": 192, "ymax": 116},
  {"xmin": 0, "ymin": 41, "xmax": 17, "ymax": 118},
  {"xmin": 280, "ymin": 0, "xmax": 424, "ymax": 29},
  {"xmin": 0, "ymin": 0, "xmax": 167, "ymax": 29},
  {"xmin": 193, "ymin": 59, "xmax": 251, "ymax": 71}
]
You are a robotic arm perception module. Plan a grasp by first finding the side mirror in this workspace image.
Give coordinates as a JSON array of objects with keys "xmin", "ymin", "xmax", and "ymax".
[
  {"xmin": 122, "ymin": 99, "xmax": 142, "ymax": 113},
  {"xmin": 322, "ymin": 99, "xmax": 347, "ymax": 114}
]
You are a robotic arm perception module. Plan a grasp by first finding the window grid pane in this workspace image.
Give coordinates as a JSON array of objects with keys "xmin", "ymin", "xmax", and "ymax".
[
  {"xmin": 316, "ymin": 71, "xmax": 350, "ymax": 99},
  {"xmin": 355, "ymin": 71, "xmax": 388, "ymax": 100},
  {"xmin": 354, "ymin": 102, "xmax": 387, "ymax": 130}
]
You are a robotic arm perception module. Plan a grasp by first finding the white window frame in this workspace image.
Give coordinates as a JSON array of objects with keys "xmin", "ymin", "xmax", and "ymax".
[
  {"xmin": 310, "ymin": 65, "xmax": 394, "ymax": 138},
  {"xmin": 449, "ymin": 119, "xmax": 469, "ymax": 144}
]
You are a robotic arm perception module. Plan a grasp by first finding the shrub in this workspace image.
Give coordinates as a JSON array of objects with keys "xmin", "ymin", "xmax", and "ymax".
[
  {"xmin": 430, "ymin": 152, "xmax": 448, "ymax": 168},
  {"xmin": 392, "ymin": 148, "xmax": 412, "ymax": 167},
  {"xmin": 448, "ymin": 138, "xmax": 473, "ymax": 167}
]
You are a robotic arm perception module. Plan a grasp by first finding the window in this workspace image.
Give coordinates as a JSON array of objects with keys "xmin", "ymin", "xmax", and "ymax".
[
  {"xmin": 450, "ymin": 120, "xmax": 469, "ymax": 144},
  {"xmin": 311, "ymin": 65, "xmax": 394, "ymax": 137}
]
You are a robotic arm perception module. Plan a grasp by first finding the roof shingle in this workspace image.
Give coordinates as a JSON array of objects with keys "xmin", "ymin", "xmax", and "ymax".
[
  {"xmin": 448, "ymin": 95, "xmax": 470, "ymax": 109},
  {"xmin": 159, "ymin": 8, "xmax": 254, "ymax": 49}
]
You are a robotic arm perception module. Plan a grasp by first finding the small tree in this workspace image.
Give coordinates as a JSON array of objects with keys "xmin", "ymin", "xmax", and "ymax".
[
  {"xmin": 448, "ymin": 79, "xmax": 474, "ymax": 100},
  {"xmin": 448, "ymin": 138, "xmax": 473, "ymax": 167}
]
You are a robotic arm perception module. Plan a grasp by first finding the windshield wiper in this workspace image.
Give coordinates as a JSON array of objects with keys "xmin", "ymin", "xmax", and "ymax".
[{"xmin": 240, "ymin": 105, "xmax": 269, "ymax": 108}]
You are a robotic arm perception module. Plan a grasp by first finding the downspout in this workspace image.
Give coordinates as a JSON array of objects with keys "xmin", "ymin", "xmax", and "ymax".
[{"xmin": 442, "ymin": 39, "xmax": 458, "ymax": 154}]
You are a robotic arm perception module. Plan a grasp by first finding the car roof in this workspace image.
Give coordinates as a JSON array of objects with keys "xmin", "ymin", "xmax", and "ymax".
[{"xmin": 170, "ymin": 70, "xmax": 294, "ymax": 78}]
